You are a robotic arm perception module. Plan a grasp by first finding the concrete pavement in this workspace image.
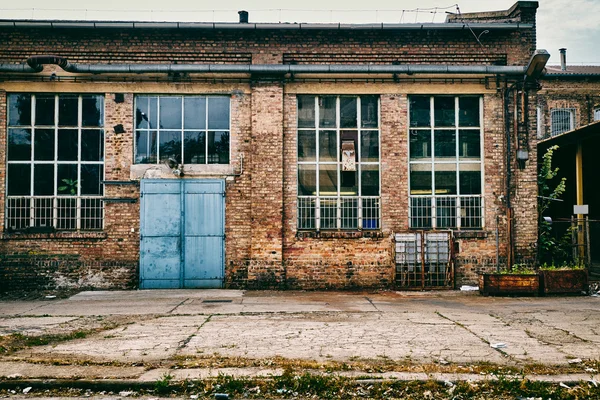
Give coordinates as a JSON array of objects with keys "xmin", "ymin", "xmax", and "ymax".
[{"xmin": 1, "ymin": 289, "xmax": 600, "ymax": 384}]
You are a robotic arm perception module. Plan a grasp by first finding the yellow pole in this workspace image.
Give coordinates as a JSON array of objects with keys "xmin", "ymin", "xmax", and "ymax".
[{"xmin": 576, "ymin": 141, "xmax": 585, "ymax": 261}]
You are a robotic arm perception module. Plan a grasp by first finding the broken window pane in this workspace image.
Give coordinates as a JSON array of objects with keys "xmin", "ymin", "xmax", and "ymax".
[
  {"xmin": 159, "ymin": 130, "xmax": 182, "ymax": 163},
  {"xmin": 319, "ymin": 96, "xmax": 336, "ymax": 128},
  {"xmin": 58, "ymin": 129, "xmax": 78, "ymax": 161},
  {"xmin": 340, "ymin": 97, "xmax": 357, "ymax": 128},
  {"xmin": 57, "ymin": 164, "xmax": 78, "ymax": 196},
  {"xmin": 361, "ymin": 96, "xmax": 378, "ymax": 128},
  {"xmin": 34, "ymin": 164, "xmax": 55, "ymax": 195},
  {"xmin": 59, "ymin": 95, "xmax": 78, "ymax": 126},
  {"xmin": 7, "ymin": 164, "xmax": 31, "ymax": 196},
  {"xmin": 159, "ymin": 97, "xmax": 182, "ymax": 130},
  {"xmin": 298, "ymin": 164, "xmax": 316, "ymax": 195},
  {"xmin": 207, "ymin": 97, "xmax": 230, "ymax": 130},
  {"xmin": 459, "ymin": 97, "xmax": 479, "ymax": 127},
  {"xmin": 409, "ymin": 96, "xmax": 430, "ymax": 127},
  {"xmin": 35, "ymin": 95, "xmax": 55, "ymax": 126},
  {"xmin": 409, "ymin": 130, "xmax": 430, "ymax": 159},
  {"xmin": 434, "ymin": 97, "xmax": 455, "ymax": 127},
  {"xmin": 360, "ymin": 131, "xmax": 379, "ymax": 162},
  {"xmin": 297, "ymin": 96, "xmax": 316, "ymax": 128},
  {"xmin": 298, "ymin": 130, "xmax": 316, "ymax": 161},
  {"xmin": 8, "ymin": 128, "xmax": 31, "ymax": 161},
  {"xmin": 340, "ymin": 171, "xmax": 357, "ymax": 196},
  {"xmin": 184, "ymin": 97, "xmax": 206, "ymax": 129},
  {"xmin": 8, "ymin": 94, "xmax": 31, "ymax": 126},
  {"xmin": 135, "ymin": 96, "xmax": 157, "ymax": 129},
  {"xmin": 319, "ymin": 130, "xmax": 337, "ymax": 162},
  {"xmin": 82, "ymin": 95, "xmax": 104, "ymax": 127},
  {"xmin": 184, "ymin": 131, "xmax": 206, "ymax": 164},
  {"xmin": 135, "ymin": 131, "xmax": 157, "ymax": 164},
  {"xmin": 208, "ymin": 131, "xmax": 229, "ymax": 164},
  {"xmin": 81, "ymin": 164, "xmax": 103, "ymax": 195},
  {"xmin": 81, "ymin": 130, "xmax": 104, "ymax": 162},
  {"xmin": 34, "ymin": 129, "xmax": 55, "ymax": 161}
]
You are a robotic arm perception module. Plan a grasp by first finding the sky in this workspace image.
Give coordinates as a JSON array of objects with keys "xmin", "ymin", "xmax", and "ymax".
[{"xmin": 1, "ymin": 0, "xmax": 599, "ymax": 64}]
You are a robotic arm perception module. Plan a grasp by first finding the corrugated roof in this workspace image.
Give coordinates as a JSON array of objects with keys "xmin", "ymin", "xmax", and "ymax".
[{"xmin": 545, "ymin": 65, "xmax": 600, "ymax": 76}]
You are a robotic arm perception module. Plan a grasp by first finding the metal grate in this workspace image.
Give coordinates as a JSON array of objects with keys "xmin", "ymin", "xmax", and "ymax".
[
  {"xmin": 297, "ymin": 196, "xmax": 380, "ymax": 230},
  {"xmin": 6, "ymin": 196, "xmax": 103, "ymax": 231},
  {"xmin": 550, "ymin": 108, "xmax": 574, "ymax": 136},
  {"xmin": 410, "ymin": 195, "xmax": 483, "ymax": 229}
]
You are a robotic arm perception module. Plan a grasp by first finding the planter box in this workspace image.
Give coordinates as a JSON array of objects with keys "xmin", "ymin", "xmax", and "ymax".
[
  {"xmin": 479, "ymin": 273, "xmax": 540, "ymax": 296},
  {"xmin": 539, "ymin": 269, "xmax": 588, "ymax": 295}
]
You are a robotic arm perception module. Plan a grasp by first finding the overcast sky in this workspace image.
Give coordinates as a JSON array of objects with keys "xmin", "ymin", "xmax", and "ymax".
[{"xmin": 2, "ymin": 0, "xmax": 599, "ymax": 64}]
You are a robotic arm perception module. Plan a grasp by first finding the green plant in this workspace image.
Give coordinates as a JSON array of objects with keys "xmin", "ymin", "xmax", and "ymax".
[
  {"xmin": 500, "ymin": 264, "xmax": 536, "ymax": 275},
  {"xmin": 537, "ymin": 145, "xmax": 569, "ymax": 264},
  {"xmin": 154, "ymin": 371, "xmax": 173, "ymax": 394},
  {"xmin": 58, "ymin": 178, "xmax": 79, "ymax": 195},
  {"xmin": 539, "ymin": 261, "xmax": 584, "ymax": 270}
]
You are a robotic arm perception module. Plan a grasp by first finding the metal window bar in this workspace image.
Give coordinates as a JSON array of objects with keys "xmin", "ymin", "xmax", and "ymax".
[
  {"xmin": 5, "ymin": 196, "xmax": 104, "ymax": 231},
  {"xmin": 297, "ymin": 196, "xmax": 380, "ymax": 230},
  {"xmin": 550, "ymin": 108, "xmax": 574, "ymax": 136},
  {"xmin": 409, "ymin": 195, "xmax": 483, "ymax": 229}
]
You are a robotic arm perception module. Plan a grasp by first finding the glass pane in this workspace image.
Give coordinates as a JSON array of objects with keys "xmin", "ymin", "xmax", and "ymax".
[
  {"xmin": 361, "ymin": 165, "xmax": 379, "ymax": 196},
  {"xmin": 159, "ymin": 97, "xmax": 182, "ymax": 130},
  {"xmin": 459, "ymin": 97, "xmax": 479, "ymax": 127},
  {"xmin": 208, "ymin": 131, "xmax": 230, "ymax": 164},
  {"xmin": 8, "ymin": 128, "xmax": 31, "ymax": 161},
  {"xmin": 135, "ymin": 96, "xmax": 157, "ymax": 129},
  {"xmin": 434, "ymin": 97, "xmax": 455, "ymax": 127},
  {"xmin": 81, "ymin": 164, "xmax": 103, "ymax": 195},
  {"xmin": 35, "ymin": 95, "xmax": 55, "ymax": 126},
  {"xmin": 297, "ymin": 96, "xmax": 315, "ymax": 128},
  {"xmin": 434, "ymin": 130, "xmax": 456, "ymax": 158},
  {"xmin": 409, "ymin": 130, "xmax": 430, "ymax": 159},
  {"xmin": 34, "ymin": 129, "xmax": 55, "ymax": 161},
  {"xmin": 184, "ymin": 131, "xmax": 206, "ymax": 164},
  {"xmin": 319, "ymin": 130, "xmax": 337, "ymax": 162},
  {"xmin": 58, "ymin": 129, "xmax": 78, "ymax": 161},
  {"xmin": 459, "ymin": 130, "xmax": 480, "ymax": 159},
  {"xmin": 298, "ymin": 130, "xmax": 316, "ymax": 161},
  {"xmin": 35, "ymin": 164, "xmax": 55, "ymax": 195},
  {"xmin": 319, "ymin": 96, "xmax": 336, "ymax": 128},
  {"xmin": 184, "ymin": 97, "xmax": 206, "ymax": 129},
  {"xmin": 459, "ymin": 164, "xmax": 482, "ymax": 195},
  {"xmin": 361, "ymin": 95, "xmax": 378, "ymax": 128},
  {"xmin": 135, "ymin": 131, "xmax": 157, "ymax": 164},
  {"xmin": 58, "ymin": 95, "xmax": 78, "ymax": 126},
  {"xmin": 81, "ymin": 130, "xmax": 104, "ymax": 161},
  {"xmin": 434, "ymin": 164, "xmax": 457, "ymax": 195},
  {"xmin": 409, "ymin": 96, "xmax": 430, "ymax": 127},
  {"xmin": 82, "ymin": 95, "xmax": 104, "ymax": 127},
  {"xmin": 340, "ymin": 97, "xmax": 357, "ymax": 128},
  {"xmin": 360, "ymin": 131, "xmax": 379, "ymax": 162},
  {"xmin": 340, "ymin": 131, "xmax": 358, "ymax": 161},
  {"xmin": 319, "ymin": 164, "xmax": 338, "ymax": 195},
  {"xmin": 298, "ymin": 164, "xmax": 316, "ymax": 195},
  {"xmin": 8, "ymin": 94, "xmax": 32, "ymax": 126},
  {"xmin": 340, "ymin": 171, "xmax": 357, "ymax": 196},
  {"xmin": 208, "ymin": 97, "xmax": 230, "ymax": 129},
  {"xmin": 57, "ymin": 164, "xmax": 78, "ymax": 196},
  {"xmin": 410, "ymin": 164, "xmax": 432, "ymax": 195},
  {"xmin": 159, "ymin": 130, "xmax": 182, "ymax": 163},
  {"xmin": 7, "ymin": 164, "xmax": 31, "ymax": 195}
]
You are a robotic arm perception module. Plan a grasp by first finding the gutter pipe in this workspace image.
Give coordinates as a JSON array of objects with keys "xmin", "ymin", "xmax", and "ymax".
[{"xmin": 0, "ymin": 56, "xmax": 528, "ymax": 75}]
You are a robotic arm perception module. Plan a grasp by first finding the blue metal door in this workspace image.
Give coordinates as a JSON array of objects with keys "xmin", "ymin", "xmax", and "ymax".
[{"xmin": 140, "ymin": 179, "xmax": 225, "ymax": 289}]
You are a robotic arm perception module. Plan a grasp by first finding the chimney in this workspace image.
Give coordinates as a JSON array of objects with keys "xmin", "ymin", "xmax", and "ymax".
[
  {"xmin": 559, "ymin": 48, "xmax": 567, "ymax": 71},
  {"xmin": 238, "ymin": 10, "xmax": 249, "ymax": 23}
]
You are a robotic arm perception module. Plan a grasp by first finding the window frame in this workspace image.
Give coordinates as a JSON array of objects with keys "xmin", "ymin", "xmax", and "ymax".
[
  {"xmin": 133, "ymin": 95, "xmax": 231, "ymax": 165},
  {"xmin": 407, "ymin": 95, "xmax": 485, "ymax": 230},
  {"xmin": 5, "ymin": 93, "xmax": 105, "ymax": 231},
  {"xmin": 550, "ymin": 108, "xmax": 575, "ymax": 136},
  {"xmin": 296, "ymin": 95, "xmax": 381, "ymax": 231}
]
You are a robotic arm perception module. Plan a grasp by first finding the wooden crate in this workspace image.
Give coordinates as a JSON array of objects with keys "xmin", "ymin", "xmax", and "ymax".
[{"xmin": 479, "ymin": 273, "xmax": 540, "ymax": 296}]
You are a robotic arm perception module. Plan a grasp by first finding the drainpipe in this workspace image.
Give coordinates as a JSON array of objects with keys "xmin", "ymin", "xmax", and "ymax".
[{"xmin": 504, "ymin": 83, "xmax": 517, "ymax": 270}]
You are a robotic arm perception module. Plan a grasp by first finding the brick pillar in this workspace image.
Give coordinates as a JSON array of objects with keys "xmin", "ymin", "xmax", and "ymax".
[{"xmin": 248, "ymin": 80, "xmax": 285, "ymax": 288}]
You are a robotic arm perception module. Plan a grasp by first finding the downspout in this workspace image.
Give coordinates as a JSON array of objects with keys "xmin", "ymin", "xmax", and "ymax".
[{"xmin": 504, "ymin": 83, "xmax": 517, "ymax": 270}]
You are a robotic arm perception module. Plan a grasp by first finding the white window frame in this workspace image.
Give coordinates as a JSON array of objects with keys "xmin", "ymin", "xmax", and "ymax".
[
  {"xmin": 550, "ymin": 108, "xmax": 575, "ymax": 136},
  {"xmin": 408, "ymin": 95, "xmax": 485, "ymax": 230},
  {"xmin": 5, "ymin": 93, "xmax": 105, "ymax": 231},
  {"xmin": 296, "ymin": 95, "xmax": 381, "ymax": 231},
  {"xmin": 594, "ymin": 108, "xmax": 600, "ymax": 122}
]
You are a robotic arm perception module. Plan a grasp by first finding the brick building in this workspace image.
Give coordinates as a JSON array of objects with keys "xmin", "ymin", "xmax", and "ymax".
[{"xmin": 0, "ymin": 1, "xmax": 548, "ymax": 291}]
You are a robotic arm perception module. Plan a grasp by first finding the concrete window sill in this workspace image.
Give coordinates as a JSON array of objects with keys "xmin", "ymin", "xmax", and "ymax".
[{"xmin": 0, "ymin": 231, "xmax": 108, "ymax": 241}]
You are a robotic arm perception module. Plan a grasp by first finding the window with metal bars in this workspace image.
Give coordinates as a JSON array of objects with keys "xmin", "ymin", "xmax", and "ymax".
[
  {"xmin": 6, "ymin": 94, "xmax": 104, "ymax": 231},
  {"xmin": 134, "ymin": 95, "xmax": 230, "ymax": 164},
  {"xmin": 550, "ymin": 108, "xmax": 575, "ymax": 136},
  {"xmin": 297, "ymin": 95, "xmax": 380, "ymax": 230},
  {"xmin": 408, "ymin": 95, "xmax": 484, "ymax": 229}
]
